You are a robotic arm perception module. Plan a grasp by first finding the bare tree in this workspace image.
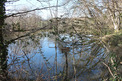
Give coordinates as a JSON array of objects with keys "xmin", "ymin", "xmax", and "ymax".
[
  {"xmin": 0, "ymin": 0, "xmax": 66, "ymax": 80},
  {"xmin": 70, "ymin": 0, "xmax": 122, "ymax": 34}
]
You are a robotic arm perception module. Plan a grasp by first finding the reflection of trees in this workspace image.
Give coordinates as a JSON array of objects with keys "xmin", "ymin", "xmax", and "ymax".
[
  {"xmin": 6, "ymin": 32, "xmax": 109, "ymax": 80},
  {"xmin": 57, "ymin": 34, "xmax": 108, "ymax": 80},
  {"xmin": 7, "ymin": 34, "xmax": 43, "ymax": 80}
]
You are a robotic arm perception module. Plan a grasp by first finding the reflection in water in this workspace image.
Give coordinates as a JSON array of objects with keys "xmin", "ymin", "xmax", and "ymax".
[{"xmin": 7, "ymin": 33, "xmax": 109, "ymax": 81}]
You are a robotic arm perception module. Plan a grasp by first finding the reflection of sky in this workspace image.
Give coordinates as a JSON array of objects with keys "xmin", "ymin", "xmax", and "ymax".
[
  {"xmin": 7, "ymin": 34, "xmax": 107, "ymax": 80},
  {"xmin": 7, "ymin": 37, "xmax": 64, "ymax": 74},
  {"xmin": 32, "ymin": 37, "xmax": 63, "ymax": 67}
]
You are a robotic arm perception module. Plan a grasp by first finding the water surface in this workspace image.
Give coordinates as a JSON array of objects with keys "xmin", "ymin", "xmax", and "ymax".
[{"xmin": 7, "ymin": 33, "xmax": 108, "ymax": 81}]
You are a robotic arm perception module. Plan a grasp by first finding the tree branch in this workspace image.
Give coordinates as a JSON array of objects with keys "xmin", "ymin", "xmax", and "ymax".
[
  {"xmin": 102, "ymin": 62, "xmax": 115, "ymax": 79},
  {"xmin": 6, "ymin": 25, "xmax": 51, "ymax": 45},
  {"xmin": 5, "ymin": 5, "xmax": 63, "ymax": 18}
]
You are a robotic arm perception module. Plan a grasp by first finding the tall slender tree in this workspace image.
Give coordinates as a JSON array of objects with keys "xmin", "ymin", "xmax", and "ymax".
[{"xmin": 0, "ymin": 0, "xmax": 8, "ymax": 80}]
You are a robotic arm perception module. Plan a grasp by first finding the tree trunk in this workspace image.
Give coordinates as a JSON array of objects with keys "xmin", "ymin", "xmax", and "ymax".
[
  {"xmin": 64, "ymin": 52, "xmax": 68, "ymax": 81},
  {"xmin": 111, "ymin": 16, "xmax": 120, "ymax": 32},
  {"xmin": 0, "ymin": 0, "xmax": 8, "ymax": 81}
]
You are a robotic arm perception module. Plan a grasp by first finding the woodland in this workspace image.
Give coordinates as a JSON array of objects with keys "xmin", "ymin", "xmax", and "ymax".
[{"xmin": 0, "ymin": 0, "xmax": 122, "ymax": 81}]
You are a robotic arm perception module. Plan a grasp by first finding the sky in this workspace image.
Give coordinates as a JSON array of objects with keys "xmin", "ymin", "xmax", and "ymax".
[{"xmin": 6, "ymin": 0, "xmax": 68, "ymax": 19}]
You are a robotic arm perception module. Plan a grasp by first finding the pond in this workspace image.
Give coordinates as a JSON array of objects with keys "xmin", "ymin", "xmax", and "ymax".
[{"xmin": 7, "ymin": 32, "xmax": 109, "ymax": 81}]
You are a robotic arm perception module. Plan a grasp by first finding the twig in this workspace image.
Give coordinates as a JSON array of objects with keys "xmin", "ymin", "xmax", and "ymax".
[
  {"xmin": 6, "ymin": 25, "xmax": 50, "ymax": 45},
  {"xmin": 5, "ymin": 5, "xmax": 63, "ymax": 18},
  {"xmin": 102, "ymin": 62, "xmax": 115, "ymax": 79}
]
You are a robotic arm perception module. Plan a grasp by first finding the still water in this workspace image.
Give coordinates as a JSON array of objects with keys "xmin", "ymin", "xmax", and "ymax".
[{"xmin": 7, "ymin": 32, "xmax": 108, "ymax": 81}]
